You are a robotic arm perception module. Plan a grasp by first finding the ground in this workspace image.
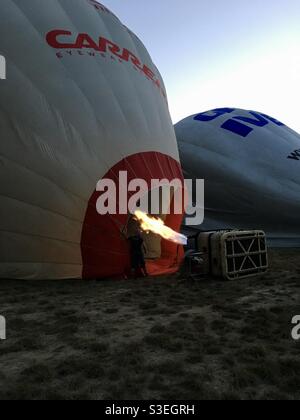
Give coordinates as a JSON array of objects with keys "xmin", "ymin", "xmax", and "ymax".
[{"xmin": 0, "ymin": 249, "xmax": 299, "ymax": 400}]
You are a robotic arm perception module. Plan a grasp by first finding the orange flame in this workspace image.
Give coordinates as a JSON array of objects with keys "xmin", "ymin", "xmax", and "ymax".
[{"xmin": 134, "ymin": 210, "xmax": 187, "ymax": 245}]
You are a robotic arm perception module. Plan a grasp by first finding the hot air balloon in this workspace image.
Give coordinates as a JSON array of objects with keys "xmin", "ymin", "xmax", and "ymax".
[
  {"xmin": 175, "ymin": 108, "xmax": 300, "ymax": 247},
  {"xmin": 0, "ymin": 0, "xmax": 184, "ymax": 280}
]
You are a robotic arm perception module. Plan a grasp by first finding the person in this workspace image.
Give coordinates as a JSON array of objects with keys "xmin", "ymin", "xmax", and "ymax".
[{"xmin": 127, "ymin": 219, "xmax": 148, "ymax": 278}]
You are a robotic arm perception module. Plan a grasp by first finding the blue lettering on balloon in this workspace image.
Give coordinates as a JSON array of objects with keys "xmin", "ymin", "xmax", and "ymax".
[
  {"xmin": 194, "ymin": 108, "xmax": 235, "ymax": 122},
  {"xmin": 288, "ymin": 149, "xmax": 300, "ymax": 161},
  {"xmin": 194, "ymin": 109, "xmax": 285, "ymax": 138},
  {"xmin": 221, "ymin": 119, "xmax": 253, "ymax": 137},
  {"xmin": 259, "ymin": 113, "xmax": 285, "ymax": 126},
  {"xmin": 233, "ymin": 111, "xmax": 269, "ymax": 127}
]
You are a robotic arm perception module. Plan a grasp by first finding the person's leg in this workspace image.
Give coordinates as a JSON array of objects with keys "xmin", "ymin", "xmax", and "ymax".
[
  {"xmin": 134, "ymin": 265, "xmax": 144, "ymax": 278},
  {"xmin": 140, "ymin": 257, "xmax": 148, "ymax": 277},
  {"xmin": 131, "ymin": 246, "xmax": 140, "ymax": 278}
]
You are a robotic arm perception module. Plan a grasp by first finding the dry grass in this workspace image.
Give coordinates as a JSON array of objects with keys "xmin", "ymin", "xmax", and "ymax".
[{"xmin": 0, "ymin": 249, "xmax": 299, "ymax": 400}]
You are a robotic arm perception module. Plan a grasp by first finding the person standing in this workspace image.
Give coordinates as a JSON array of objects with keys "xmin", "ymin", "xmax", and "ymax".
[{"xmin": 127, "ymin": 218, "xmax": 148, "ymax": 278}]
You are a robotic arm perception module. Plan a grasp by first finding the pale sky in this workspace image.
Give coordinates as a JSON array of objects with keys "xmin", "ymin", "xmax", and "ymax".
[{"xmin": 104, "ymin": 0, "xmax": 300, "ymax": 133}]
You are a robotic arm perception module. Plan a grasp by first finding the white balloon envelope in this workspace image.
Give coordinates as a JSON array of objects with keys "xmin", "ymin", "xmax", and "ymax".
[
  {"xmin": 0, "ymin": 0, "xmax": 184, "ymax": 279},
  {"xmin": 175, "ymin": 108, "xmax": 300, "ymax": 247}
]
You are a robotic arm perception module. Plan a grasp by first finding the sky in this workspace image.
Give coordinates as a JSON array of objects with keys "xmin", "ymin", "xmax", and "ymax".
[{"xmin": 104, "ymin": 0, "xmax": 300, "ymax": 133}]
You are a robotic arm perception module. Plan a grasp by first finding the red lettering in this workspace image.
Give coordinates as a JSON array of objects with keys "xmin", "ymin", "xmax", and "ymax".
[
  {"xmin": 143, "ymin": 65, "xmax": 155, "ymax": 80},
  {"xmin": 121, "ymin": 49, "xmax": 142, "ymax": 69},
  {"xmin": 98, "ymin": 37, "xmax": 122, "ymax": 56},
  {"xmin": 46, "ymin": 29, "xmax": 164, "ymax": 98},
  {"xmin": 89, "ymin": 0, "xmax": 107, "ymax": 12},
  {"xmin": 75, "ymin": 33, "xmax": 100, "ymax": 51},
  {"xmin": 154, "ymin": 78, "xmax": 162, "ymax": 89},
  {"xmin": 46, "ymin": 30, "xmax": 74, "ymax": 49},
  {"xmin": 88, "ymin": 0, "xmax": 117, "ymax": 18}
]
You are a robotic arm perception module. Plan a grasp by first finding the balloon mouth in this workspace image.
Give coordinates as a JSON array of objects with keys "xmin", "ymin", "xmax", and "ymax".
[{"xmin": 81, "ymin": 152, "xmax": 185, "ymax": 279}]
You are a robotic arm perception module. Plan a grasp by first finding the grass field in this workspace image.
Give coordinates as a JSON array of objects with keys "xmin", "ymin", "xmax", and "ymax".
[{"xmin": 0, "ymin": 249, "xmax": 299, "ymax": 400}]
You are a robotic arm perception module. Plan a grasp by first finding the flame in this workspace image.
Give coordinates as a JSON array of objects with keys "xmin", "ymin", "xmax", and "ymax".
[{"xmin": 134, "ymin": 210, "xmax": 187, "ymax": 245}]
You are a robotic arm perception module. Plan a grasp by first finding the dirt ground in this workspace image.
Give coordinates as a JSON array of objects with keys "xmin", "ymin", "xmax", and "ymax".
[{"xmin": 0, "ymin": 249, "xmax": 299, "ymax": 400}]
